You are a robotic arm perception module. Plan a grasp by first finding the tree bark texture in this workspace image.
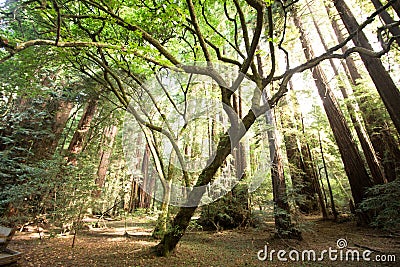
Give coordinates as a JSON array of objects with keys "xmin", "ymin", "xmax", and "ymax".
[{"xmin": 267, "ymin": 110, "xmax": 297, "ymax": 237}]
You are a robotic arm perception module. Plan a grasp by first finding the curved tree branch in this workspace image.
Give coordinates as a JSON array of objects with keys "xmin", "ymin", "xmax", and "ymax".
[
  {"xmin": 201, "ymin": 1, "xmax": 245, "ymax": 58},
  {"xmin": 186, "ymin": 0, "xmax": 211, "ymax": 62},
  {"xmin": 233, "ymin": 0, "xmax": 250, "ymax": 53},
  {"xmin": 224, "ymin": 1, "xmax": 241, "ymax": 56}
]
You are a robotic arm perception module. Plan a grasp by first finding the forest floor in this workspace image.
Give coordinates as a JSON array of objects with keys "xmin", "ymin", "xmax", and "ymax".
[{"xmin": 6, "ymin": 213, "xmax": 400, "ymax": 267}]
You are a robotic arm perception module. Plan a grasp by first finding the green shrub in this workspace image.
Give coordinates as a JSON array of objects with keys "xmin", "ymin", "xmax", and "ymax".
[{"xmin": 359, "ymin": 179, "xmax": 400, "ymax": 232}]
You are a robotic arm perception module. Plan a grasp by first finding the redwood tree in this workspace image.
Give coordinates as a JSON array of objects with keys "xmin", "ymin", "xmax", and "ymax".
[
  {"xmin": 94, "ymin": 124, "xmax": 118, "ymax": 197},
  {"xmin": 67, "ymin": 96, "xmax": 99, "ymax": 166},
  {"xmin": 326, "ymin": 2, "xmax": 400, "ymax": 182},
  {"xmin": 333, "ymin": 0, "xmax": 400, "ymax": 135},
  {"xmin": 308, "ymin": 3, "xmax": 386, "ymax": 185},
  {"xmin": 292, "ymin": 7, "xmax": 373, "ymax": 213}
]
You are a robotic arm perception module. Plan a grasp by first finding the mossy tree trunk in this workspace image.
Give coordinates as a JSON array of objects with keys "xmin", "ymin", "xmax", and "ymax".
[
  {"xmin": 156, "ymin": 111, "xmax": 256, "ymax": 256},
  {"xmin": 94, "ymin": 125, "xmax": 118, "ymax": 197},
  {"xmin": 153, "ymin": 179, "xmax": 172, "ymax": 239}
]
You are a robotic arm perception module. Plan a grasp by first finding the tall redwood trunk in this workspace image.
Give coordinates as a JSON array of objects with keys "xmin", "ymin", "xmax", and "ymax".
[
  {"xmin": 1, "ymin": 97, "xmax": 73, "ymax": 218},
  {"xmin": 30, "ymin": 99, "xmax": 74, "ymax": 160},
  {"xmin": 48, "ymin": 100, "xmax": 74, "ymax": 155},
  {"xmin": 292, "ymin": 8, "xmax": 373, "ymax": 211},
  {"xmin": 139, "ymin": 144, "xmax": 152, "ymax": 208},
  {"xmin": 67, "ymin": 97, "xmax": 98, "ymax": 165},
  {"xmin": 128, "ymin": 135, "xmax": 143, "ymax": 212},
  {"xmin": 333, "ymin": 0, "xmax": 400, "ymax": 135},
  {"xmin": 128, "ymin": 177, "xmax": 139, "ymax": 212},
  {"xmin": 318, "ymin": 131, "xmax": 338, "ymax": 220},
  {"xmin": 327, "ymin": 3, "xmax": 400, "ymax": 182},
  {"xmin": 94, "ymin": 125, "xmax": 118, "ymax": 197},
  {"xmin": 257, "ymin": 51, "xmax": 299, "ymax": 237},
  {"xmin": 231, "ymin": 92, "xmax": 250, "ymax": 225},
  {"xmin": 308, "ymin": 3, "xmax": 386, "ymax": 185}
]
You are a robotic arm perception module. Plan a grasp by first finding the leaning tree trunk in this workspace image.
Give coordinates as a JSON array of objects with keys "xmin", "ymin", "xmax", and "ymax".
[
  {"xmin": 308, "ymin": 3, "xmax": 386, "ymax": 185},
  {"xmin": 293, "ymin": 8, "xmax": 373, "ymax": 214},
  {"xmin": 326, "ymin": 2, "xmax": 400, "ymax": 182},
  {"xmin": 30, "ymin": 98, "xmax": 74, "ymax": 160},
  {"xmin": 93, "ymin": 125, "xmax": 118, "ymax": 197},
  {"xmin": 139, "ymin": 127, "xmax": 173, "ymax": 239},
  {"xmin": 67, "ymin": 97, "xmax": 98, "ymax": 165},
  {"xmin": 156, "ymin": 134, "xmax": 233, "ymax": 256},
  {"xmin": 155, "ymin": 100, "xmax": 261, "ymax": 256},
  {"xmin": 198, "ymin": 92, "xmax": 251, "ymax": 230},
  {"xmin": 153, "ymin": 179, "xmax": 172, "ymax": 239},
  {"xmin": 333, "ymin": 0, "xmax": 400, "ymax": 135}
]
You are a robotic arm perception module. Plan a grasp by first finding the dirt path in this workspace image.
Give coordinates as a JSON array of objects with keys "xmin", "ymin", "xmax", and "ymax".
[{"xmin": 6, "ymin": 216, "xmax": 400, "ymax": 266}]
